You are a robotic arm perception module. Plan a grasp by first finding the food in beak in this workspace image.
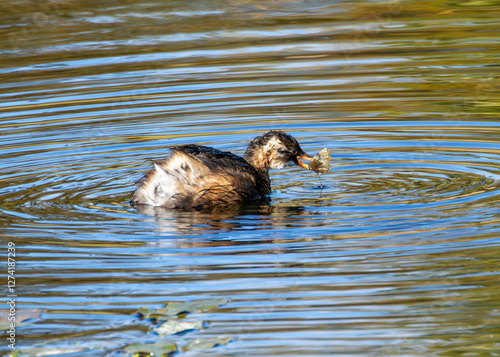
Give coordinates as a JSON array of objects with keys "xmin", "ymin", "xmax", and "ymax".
[{"xmin": 308, "ymin": 148, "xmax": 331, "ymax": 174}]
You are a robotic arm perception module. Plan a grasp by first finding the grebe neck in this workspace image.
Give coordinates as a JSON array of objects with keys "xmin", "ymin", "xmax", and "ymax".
[{"xmin": 243, "ymin": 146, "xmax": 270, "ymax": 174}]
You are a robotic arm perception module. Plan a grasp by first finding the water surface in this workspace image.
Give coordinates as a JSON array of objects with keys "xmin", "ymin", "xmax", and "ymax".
[{"xmin": 1, "ymin": 0, "xmax": 500, "ymax": 356}]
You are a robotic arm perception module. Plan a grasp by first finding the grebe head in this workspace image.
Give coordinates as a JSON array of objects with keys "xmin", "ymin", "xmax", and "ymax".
[{"xmin": 244, "ymin": 130, "xmax": 312, "ymax": 172}]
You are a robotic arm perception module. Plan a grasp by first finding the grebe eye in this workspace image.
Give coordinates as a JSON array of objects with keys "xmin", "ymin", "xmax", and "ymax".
[{"xmin": 291, "ymin": 149, "xmax": 297, "ymax": 155}]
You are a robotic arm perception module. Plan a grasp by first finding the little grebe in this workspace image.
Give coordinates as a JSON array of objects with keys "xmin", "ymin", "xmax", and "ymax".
[{"xmin": 131, "ymin": 130, "xmax": 311, "ymax": 210}]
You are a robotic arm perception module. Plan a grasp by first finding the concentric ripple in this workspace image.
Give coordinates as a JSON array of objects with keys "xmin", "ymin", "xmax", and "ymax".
[{"xmin": 279, "ymin": 123, "xmax": 500, "ymax": 216}]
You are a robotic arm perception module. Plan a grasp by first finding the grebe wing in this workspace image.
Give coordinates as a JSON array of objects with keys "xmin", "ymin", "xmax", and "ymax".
[
  {"xmin": 172, "ymin": 145, "xmax": 251, "ymax": 172},
  {"xmin": 132, "ymin": 145, "xmax": 267, "ymax": 210}
]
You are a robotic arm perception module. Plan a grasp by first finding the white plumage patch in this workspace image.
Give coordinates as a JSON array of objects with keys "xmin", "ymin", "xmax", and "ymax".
[
  {"xmin": 262, "ymin": 137, "xmax": 288, "ymax": 170},
  {"xmin": 132, "ymin": 151, "xmax": 210, "ymax": 208}
]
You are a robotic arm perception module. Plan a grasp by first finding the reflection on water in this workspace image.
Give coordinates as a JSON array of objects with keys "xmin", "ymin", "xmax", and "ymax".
[
  {"xmin": 135, "ymin": 200, "xmax": 310, "ymax": 233},
  {"xmin": 1, "ymin": 0, "xmax": 500, "ymax": 355}
]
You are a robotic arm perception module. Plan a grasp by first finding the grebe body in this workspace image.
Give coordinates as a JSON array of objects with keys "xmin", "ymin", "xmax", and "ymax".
[{"xmin": 131, "ymin": 131, "xmax": 310, "ymax": 210}]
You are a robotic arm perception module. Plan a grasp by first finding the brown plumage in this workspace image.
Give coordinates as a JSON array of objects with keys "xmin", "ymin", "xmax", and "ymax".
[{"xmin": 131, "ymin": 130, "xmax": 311, "ymax": 211}]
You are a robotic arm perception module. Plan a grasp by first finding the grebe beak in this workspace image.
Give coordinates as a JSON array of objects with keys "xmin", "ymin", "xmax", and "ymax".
[{"xmin": 297, "ymin": 153, "xmax": 312, "ymax": 170}]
